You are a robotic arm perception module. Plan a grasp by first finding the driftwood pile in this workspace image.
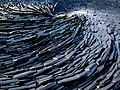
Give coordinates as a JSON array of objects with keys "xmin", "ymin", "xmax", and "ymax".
[{"xmin": 0, "ymin": 2, "xmax": 120, "ymax": 90}]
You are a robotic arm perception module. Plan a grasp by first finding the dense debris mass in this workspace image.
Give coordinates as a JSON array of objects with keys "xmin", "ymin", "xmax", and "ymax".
[{"xmin": 0, "ymin": 2, "xmax": 120, "ymax": 90}]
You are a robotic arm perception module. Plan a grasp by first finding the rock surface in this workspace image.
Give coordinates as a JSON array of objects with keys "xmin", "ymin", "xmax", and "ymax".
[{"xmin": 0, "ymin": 1, "xmax": 120, "ymax": 90}]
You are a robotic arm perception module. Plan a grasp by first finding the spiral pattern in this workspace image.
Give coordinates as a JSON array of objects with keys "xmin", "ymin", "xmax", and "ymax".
[{"xmin": 0, "ymin": 2, "xmax": 120, "ymax": 90}]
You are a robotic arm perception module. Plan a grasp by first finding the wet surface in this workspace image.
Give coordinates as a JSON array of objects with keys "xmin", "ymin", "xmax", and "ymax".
[{"xmin": 0, "ymin": 0, "xmax": 120, "ymax": 90}]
